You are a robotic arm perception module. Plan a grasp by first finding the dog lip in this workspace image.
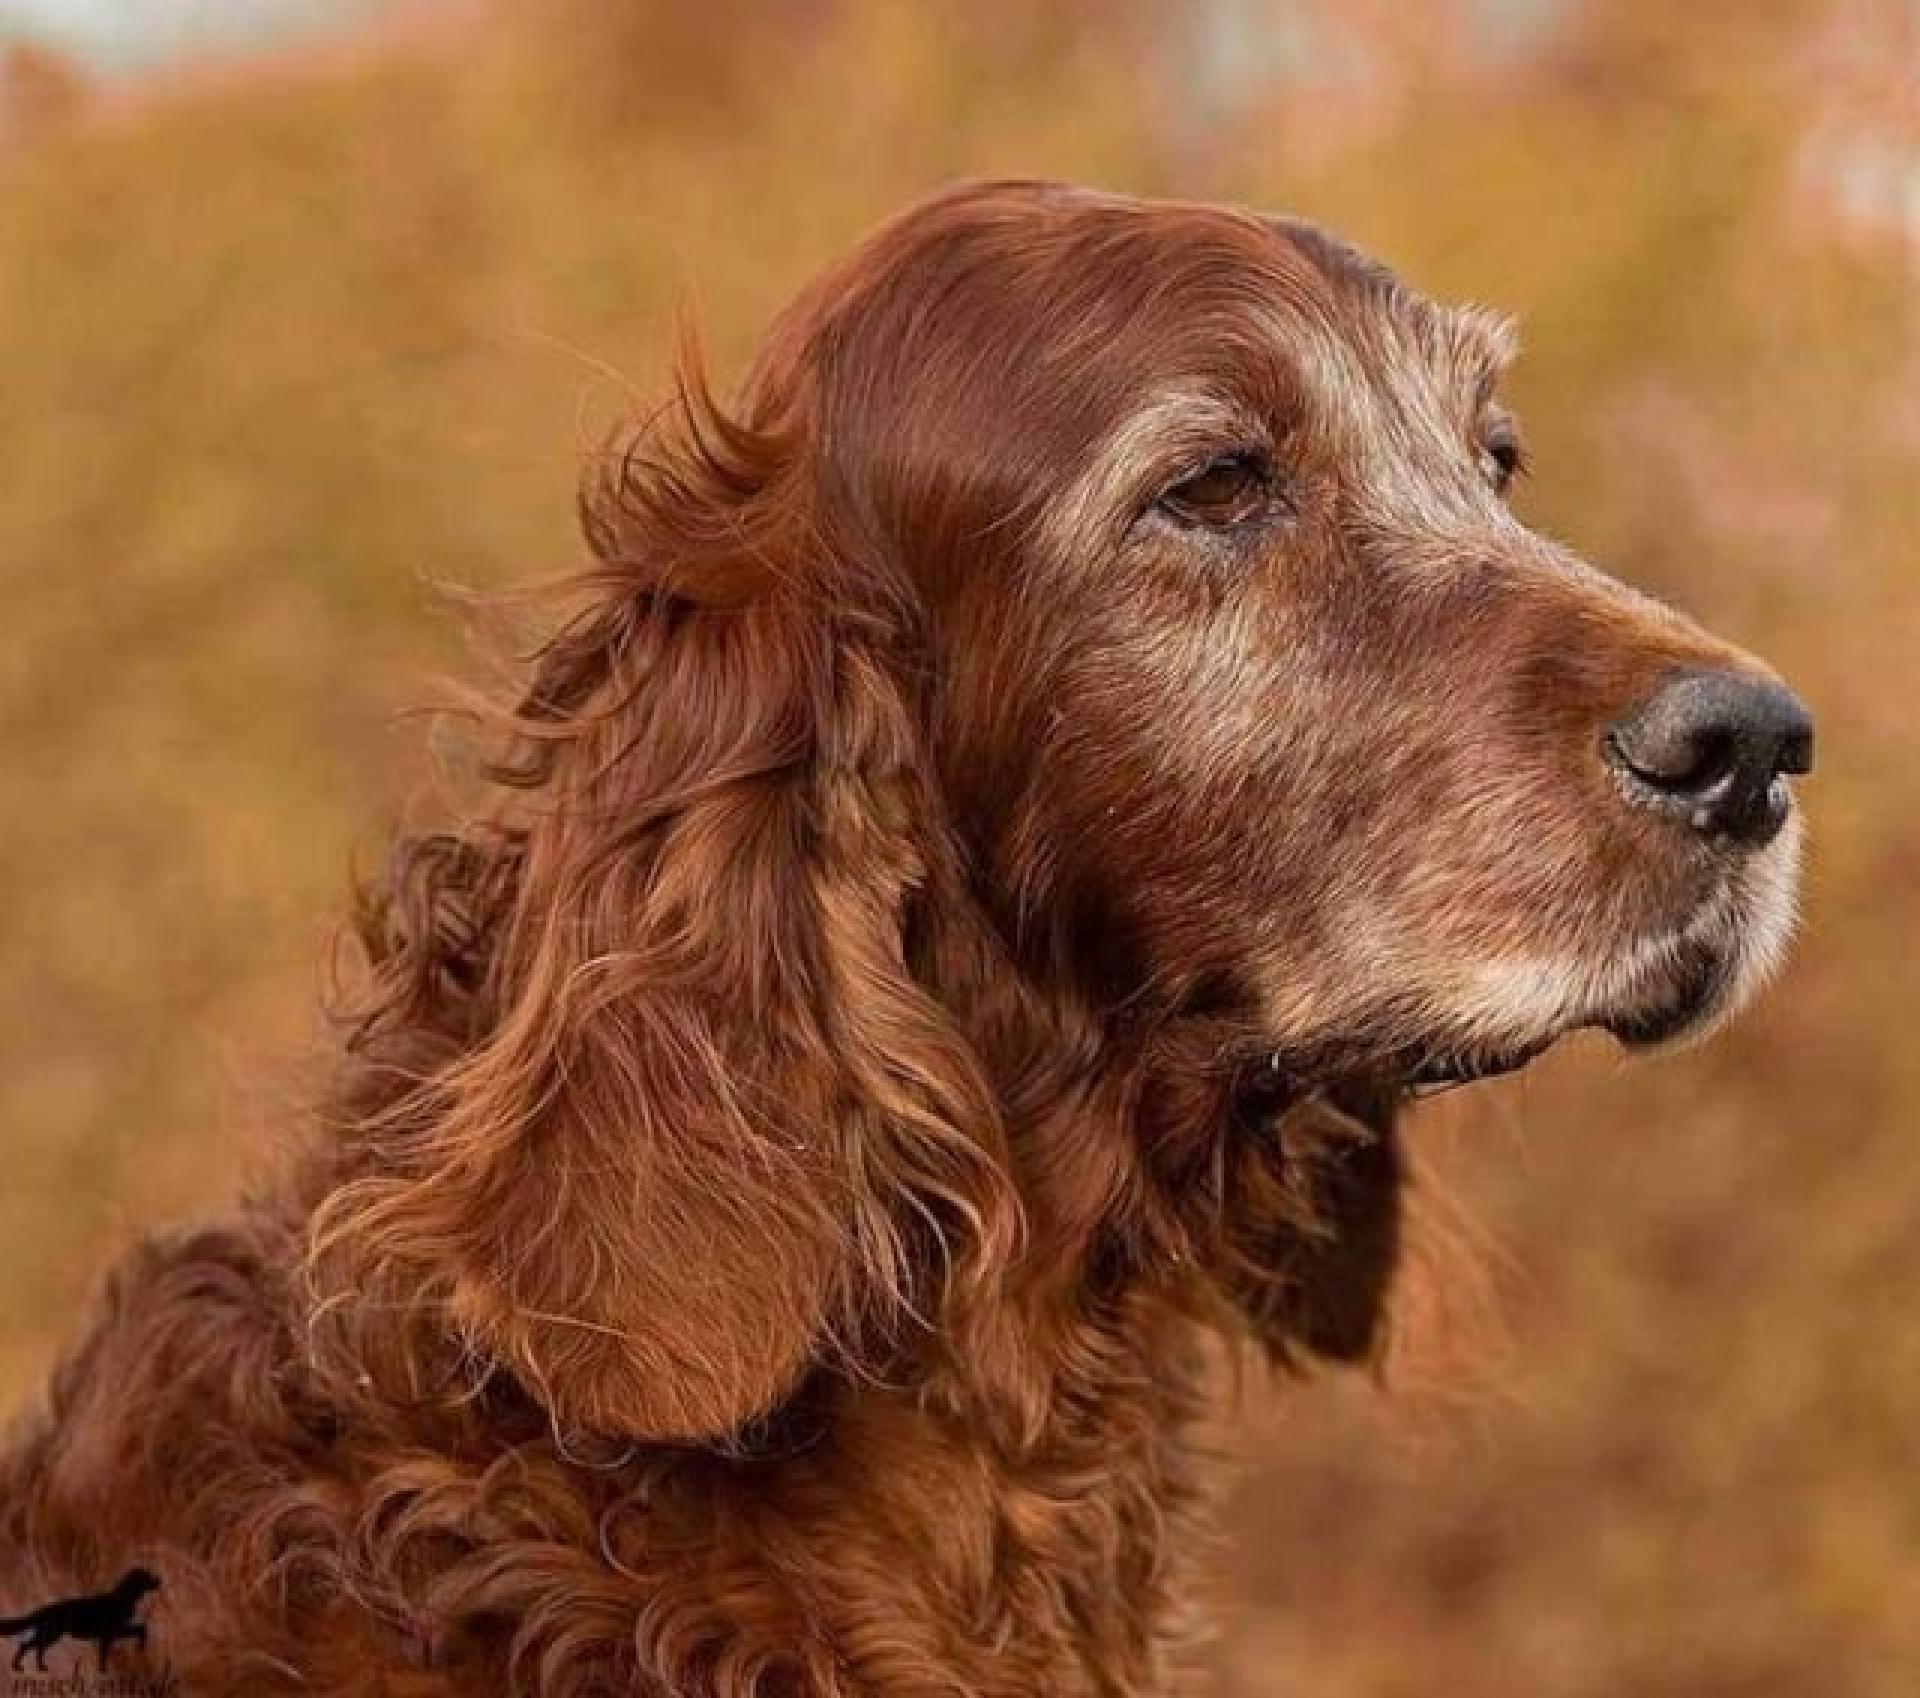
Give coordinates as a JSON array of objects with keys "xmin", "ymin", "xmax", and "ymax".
[
  {"xmin": 1403, "ymin": 1032, "xmax": 1557, "ymax": 1091},
  {"xmin": 1601, "ymin": 984, "xmax": 1720, "ymax": 1049}
]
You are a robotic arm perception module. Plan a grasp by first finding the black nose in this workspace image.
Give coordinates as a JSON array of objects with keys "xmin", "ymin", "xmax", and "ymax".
[{"xmin": 1606, "ymin": 669, "xmax": 1814, "ymax": 847}]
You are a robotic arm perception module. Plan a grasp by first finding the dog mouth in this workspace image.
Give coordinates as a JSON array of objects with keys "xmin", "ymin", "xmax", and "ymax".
[
  {"xmin": 1268, "ymin": 849, "xmax": 1796, "ymax": 1108},
  {"xmin": 1401, "ymin": 935, "xmax": 1737, "ymax": 1096}
]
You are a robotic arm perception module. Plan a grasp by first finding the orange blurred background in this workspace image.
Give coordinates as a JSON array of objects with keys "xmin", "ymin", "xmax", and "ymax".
[{"xmin": 0, "ymin": 2, "xmax": 1914, "ymax": 1691}]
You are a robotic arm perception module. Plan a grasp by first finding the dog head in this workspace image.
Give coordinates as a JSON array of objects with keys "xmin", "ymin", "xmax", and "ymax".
[
  {"xmin": 314, "ymin": 182, "xmax": 1810, "ymax": 1440},
  {"xmin": 785, "ymin": 181, "xmax": 1808, "ymax": 1090}
]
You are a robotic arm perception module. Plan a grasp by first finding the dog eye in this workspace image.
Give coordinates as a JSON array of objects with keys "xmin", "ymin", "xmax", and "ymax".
[
  {"xmin": 1479, "ymin": 428, "xmax": 1526, "ymax": 494},
  {"xmin": 1156, "ymin": 452, "xmax": 1277, "ymax": 529}
]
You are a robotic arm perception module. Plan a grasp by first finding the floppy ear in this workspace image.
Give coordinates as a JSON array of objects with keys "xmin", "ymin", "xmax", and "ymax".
[{"xmin": 313, "ymin": 372, "xmax": 1016, "ymax": 1442}]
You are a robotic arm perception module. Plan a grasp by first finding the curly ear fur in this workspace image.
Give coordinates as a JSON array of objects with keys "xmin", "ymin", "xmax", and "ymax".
[{"xmin": 310, "ymin": 365, "xmax": 1019, "ymax": 1443}]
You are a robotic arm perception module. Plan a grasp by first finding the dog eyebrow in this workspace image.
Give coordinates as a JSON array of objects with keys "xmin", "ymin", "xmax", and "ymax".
[
  {"xmin": 1426, "ymin": 303, "xmax": 1521, "ymax": 410},
  {"xmin": 1275, "ymin": 219, "xmax": 1518, "ymax": 415}
]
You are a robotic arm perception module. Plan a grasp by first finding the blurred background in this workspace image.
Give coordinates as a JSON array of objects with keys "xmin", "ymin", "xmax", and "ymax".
[{"xmin": 0, "ymin": 0, "xmax": 1913, "ymax": 1691}]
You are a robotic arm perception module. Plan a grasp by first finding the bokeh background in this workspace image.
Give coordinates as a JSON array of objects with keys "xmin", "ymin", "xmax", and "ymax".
[{"xmin": 0, "ymin": 1, "xmax": 1913, "ymax": 1691}]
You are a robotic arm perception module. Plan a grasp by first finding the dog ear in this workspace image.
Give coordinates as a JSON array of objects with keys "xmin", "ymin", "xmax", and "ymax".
[{"xmin": 312, "ymin": 365, "xmax": 1017, "ymax": 1443}]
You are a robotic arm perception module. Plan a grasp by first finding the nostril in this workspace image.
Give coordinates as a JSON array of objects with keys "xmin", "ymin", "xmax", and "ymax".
[
  {"xmin": 1607, "ymin": 718, "xmax": 1736, "ymax": 797},
  {"xmin": 1779, "ymin": 720, "xmax": 1816, "ymax": 778},
  {"xmin": 1608, "ymin": 669, "xmax": 1814, "ymax": 845}
]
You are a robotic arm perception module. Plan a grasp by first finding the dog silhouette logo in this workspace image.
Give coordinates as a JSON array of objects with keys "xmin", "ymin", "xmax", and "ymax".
[{"xmin": 0, "ymin": 1568, "xmax": 159, "ymax": 1675}]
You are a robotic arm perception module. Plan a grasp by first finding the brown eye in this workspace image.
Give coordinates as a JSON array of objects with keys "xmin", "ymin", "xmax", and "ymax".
[{"xmin": 1157, "ymin": 451, "xmax": 1276, "ymax": 529}]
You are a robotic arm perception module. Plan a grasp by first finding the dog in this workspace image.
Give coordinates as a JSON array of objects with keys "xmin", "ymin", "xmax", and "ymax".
[
  {"xmin": 0, "ymin": 182, "xmax": 1811, "ymax": 1693},
  {"xmin": 0, "ymin": 1567, "xmax": 159, "ymax": 1673}
]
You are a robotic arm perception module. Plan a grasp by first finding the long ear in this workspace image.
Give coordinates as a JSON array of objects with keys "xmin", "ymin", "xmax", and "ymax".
[{"xmin": 311, "ymin": 367, "xmax": 1017, "ymax": 1442}]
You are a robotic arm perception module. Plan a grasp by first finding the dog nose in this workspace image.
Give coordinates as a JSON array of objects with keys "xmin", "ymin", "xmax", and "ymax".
[{"xmin": 1607, "ymin": 669, "xmax": 1814, "ymax": 847}]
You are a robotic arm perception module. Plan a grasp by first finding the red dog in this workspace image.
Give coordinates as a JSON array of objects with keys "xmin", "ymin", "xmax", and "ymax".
[{"xmin": 0, "ymin": 182, "xmax": 1810, "ymax": 1694}]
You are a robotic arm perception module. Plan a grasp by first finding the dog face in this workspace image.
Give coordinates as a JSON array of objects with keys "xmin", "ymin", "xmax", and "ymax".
[{"xmin": 783, "ymin": 182, "xmax": 1810, "ymax": 1092}]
